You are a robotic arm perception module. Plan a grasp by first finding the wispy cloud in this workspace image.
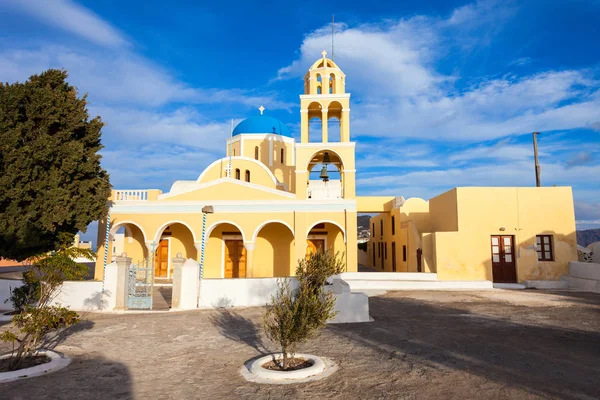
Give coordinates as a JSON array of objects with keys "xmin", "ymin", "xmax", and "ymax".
[{"xmin": 3, "ymin": 0, "xmax": 130, "ymax": 48}]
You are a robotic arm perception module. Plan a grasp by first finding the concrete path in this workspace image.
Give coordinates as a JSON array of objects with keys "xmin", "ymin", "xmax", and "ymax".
[{"xmin": 2, "ymin": 290, "xmax": 599, "ymax": 399}]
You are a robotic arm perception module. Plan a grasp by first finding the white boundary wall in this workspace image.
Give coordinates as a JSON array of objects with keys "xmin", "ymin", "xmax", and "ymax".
[
  {"xmin": 50, "ymin": 281, "xmax": 108, "ymax": 311},
  {"xmin": 198, "ymin": 277, "xmax": 299, "ymax": 308},
  {"xmin": 0, "ymin": 279, "xmax": 23, "ymax": 310}
]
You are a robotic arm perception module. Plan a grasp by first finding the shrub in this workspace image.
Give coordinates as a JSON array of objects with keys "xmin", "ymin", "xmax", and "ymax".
[
  {"xmin": 263, "ymin": 250, "xmax": 345, "ymax": 370},
  {"xmin": 1, "ymin": 247, "xmax": 92, "ymax": 371}
]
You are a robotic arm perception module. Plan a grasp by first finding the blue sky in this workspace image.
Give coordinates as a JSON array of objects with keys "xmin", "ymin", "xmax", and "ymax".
[{"xmin": 1, "ymin": 0, "xmax": 599, "ymax": 246}]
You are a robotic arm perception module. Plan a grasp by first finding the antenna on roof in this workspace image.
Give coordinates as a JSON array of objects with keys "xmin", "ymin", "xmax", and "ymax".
[{"xmin": 331, "ymin": 14, "xmax": 335, "ymax": 60}]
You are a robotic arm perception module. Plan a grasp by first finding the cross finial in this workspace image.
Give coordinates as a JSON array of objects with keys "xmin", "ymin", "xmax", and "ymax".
[
  {"xmin": 258, "ymin": 105, "xmax": 265, "ymax": 115},
  {"xmin": 321, "ymin": 50, "xmax": 327, "ymax": 59}
]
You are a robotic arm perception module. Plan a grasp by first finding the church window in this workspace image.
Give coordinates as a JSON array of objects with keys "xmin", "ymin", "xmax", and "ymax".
[
  {"xmin": 245, "ymin": 170, "xmax": 250, "ymax": 182},
  {"xmin": 255, "ymin": 146, "xmax": 259, "ymax": 160},
  {"xmin": 380, "ymin": 220, "xmax": 383, "ymax": 237},
  {"xmin": 235, "ymin": 169, "xmax": 240, "ymax": 180},
  {"xmin": 391, "ymin": 216, "xmax": 395, "ymax": 235},
  {"xmin": 280, "ymin": 148, "xmax": 284, "ymax": 164},
  {"xmin": 403, "ymin": 245, "xmax": 407, "ymax": 262},
  {"xmin": 317, "ymin": 86, "xmax": 321, "ymax": 94}
]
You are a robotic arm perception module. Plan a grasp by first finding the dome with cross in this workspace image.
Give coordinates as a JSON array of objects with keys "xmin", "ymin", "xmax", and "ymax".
[{"xmin": 232, "ymin": 107, "xmax": 291, "ymax": 137}]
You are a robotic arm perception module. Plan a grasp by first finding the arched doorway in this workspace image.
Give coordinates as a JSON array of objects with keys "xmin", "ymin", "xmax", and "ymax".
[
  {"xmin": 206, "ymin": 222, "xmax": 247, "ymax": 278},
  {"xmin": 153, "ymin": 222, "xmax": 197, "ymax": 279},
  {"xmin": 253, "ymin": 221, "xmax": 294, "ymax": 277},
  {"xmin": 306, "ymin": 221, "xmax": 345, "ymax": 259}
]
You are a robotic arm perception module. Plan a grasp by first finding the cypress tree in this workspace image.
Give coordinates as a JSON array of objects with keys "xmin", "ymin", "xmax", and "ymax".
[{"xmin": 0, "ymin": 69, "xmax": 111, "ymax": 260}]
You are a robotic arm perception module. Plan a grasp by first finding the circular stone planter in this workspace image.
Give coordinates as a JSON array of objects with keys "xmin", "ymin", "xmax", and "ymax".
[
  {"xmin": 240, "ymin": 353, "xmax": 338, "ymax": 384},
  {"xmin": 0, "ymin": 350, "xmax": 71, "ymax": 383}
]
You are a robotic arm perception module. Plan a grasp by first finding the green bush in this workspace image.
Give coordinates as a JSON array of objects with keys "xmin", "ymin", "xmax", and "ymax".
[
  {"xmin": 263, "ymin": 250, "xmax": 345, "ymax": 370},
  {"xmin": 1, "ymin": 247, "xmax": 92, "ymax": 371}
]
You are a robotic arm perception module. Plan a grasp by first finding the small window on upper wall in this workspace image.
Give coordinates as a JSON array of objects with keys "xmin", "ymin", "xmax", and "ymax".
[
  {"xmin": 372, "ymin": 223, "xmax": 375, "ymax": 238},
  {"xmin": 235, "ymin": 169, "xmax": 240, "ymax": 180},
  {"xmin": 391, "ymin": 216, "xmax": 395, "ymax": 235},
  {"xmin": 233, "ymin": 149, "xmax": 236, "ymax": 156},
  {"xmin": 254, "ymin": 146, "xmax": 259, "ymax": 160},
  {"xmin": 281, "ymin": 148, "xmax": 284, "ymax": 164},
  {"xmin": 380, "ymin": 220, "xmax": 383, "ymax": 237},
  {"xmin": 403, "ymin": 245, "xmax": 407, "ymax": 262},
  {"xmin": 536, "ymin": 235, "xmax": 554, "ymax": 261},
  {"xmin": 245, "ymin": 170, "xmax": 250, "ymax": 182}
]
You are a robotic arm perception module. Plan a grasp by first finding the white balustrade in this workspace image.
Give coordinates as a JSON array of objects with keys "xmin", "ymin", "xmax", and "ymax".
[
  {"xmin": 307, "ymin": 180, "xmax": 343, "ymax": 199},
  {"xmin": 114, "ymin": 190, "xmax": 149, "ymax": 201}
]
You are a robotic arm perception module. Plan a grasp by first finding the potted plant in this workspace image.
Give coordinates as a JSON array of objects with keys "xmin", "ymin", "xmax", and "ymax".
[{"xmin": 254, "ymin": 250, "xmax": 344, "ymax": 381}]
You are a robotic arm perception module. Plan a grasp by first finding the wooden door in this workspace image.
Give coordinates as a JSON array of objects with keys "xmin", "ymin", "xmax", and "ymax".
[
  {"xmin": 154, "ymin": 239, "xmax": 169, "ymax": 278},
  {"xmin": 391, "ymin": 242, "xmax": 397, "ymax": 272},
  {"xmin": 225, "ymin": 240, "xmax": 246, "ymax": 278},
  {"xmin": 490, "ymin": 235, "xmax": 516, "ymax": 283},
  {"xmin": 306, "ymin": 239, "xmax": 325, "ymax": 259}
]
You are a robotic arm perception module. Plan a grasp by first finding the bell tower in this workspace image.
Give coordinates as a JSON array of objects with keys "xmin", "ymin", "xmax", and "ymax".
[
  {"xmin": 295, "ymin": 51, "xmax": 355, "ymax": 200},
  {"xmin": 300, "ymin": 50, "xmax": 351, "ymax": 143}
]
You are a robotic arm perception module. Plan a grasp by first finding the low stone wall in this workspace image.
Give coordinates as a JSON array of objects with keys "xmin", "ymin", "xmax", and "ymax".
[{"xmin": 50, "ymin": 281, "xmax": 107, "ymax": 311}]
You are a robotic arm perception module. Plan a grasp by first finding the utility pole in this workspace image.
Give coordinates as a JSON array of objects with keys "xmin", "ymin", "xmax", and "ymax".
[{"xmin": 533, "ymin": 132, "xmax": 541, "ymax": 187}]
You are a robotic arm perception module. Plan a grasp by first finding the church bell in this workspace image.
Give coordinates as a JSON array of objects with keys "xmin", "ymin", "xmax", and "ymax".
[{"xmin": 319, "ymin": 165, "xmax": 329, "ymax": 182}]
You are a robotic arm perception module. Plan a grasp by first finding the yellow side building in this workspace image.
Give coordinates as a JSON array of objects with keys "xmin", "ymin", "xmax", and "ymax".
[{"xmin": 366, "ymin": 187, "xmax": 578, "ymax": 283}]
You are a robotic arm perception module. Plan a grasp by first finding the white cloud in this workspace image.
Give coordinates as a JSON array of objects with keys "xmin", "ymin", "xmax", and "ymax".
[
  {"xmin": 2, "ymin": 0, "xmax": 129, "ymax": 48},
  {"xmin": 279, "ymin": 3, "xmax": 600, "ymax": 142}
]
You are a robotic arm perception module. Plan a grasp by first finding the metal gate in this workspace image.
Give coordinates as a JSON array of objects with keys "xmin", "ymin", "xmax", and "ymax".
[{"xmin": 127, "ymin": 258, "xmax": 153, "ymax": 309}]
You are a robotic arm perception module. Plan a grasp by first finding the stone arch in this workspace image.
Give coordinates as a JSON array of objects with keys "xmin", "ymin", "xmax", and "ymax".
[
  {"xmin": 109, "ymin": 221, "xmax": 148, "ymax": 261},
  {"xmin": 205, "ymin": 220, "xmax": 247, "ymax": 243},
  {"xmin": 306, "ymin": 220, "xmax": 346, "ymax": 243},
  {"xmin": 307, "ymin": 101, "xmax": 323, "ymax": 142},
  {"xmin": 110, "ymin": 220, "xmax": 147, "ymax": 242},
  {"xmin": 153, "ymin": 220, "xmax": 198, "ymax": 244},
  {"xmin": 253, "ymin": 221, "xmax": 295, "ymax": 277}
]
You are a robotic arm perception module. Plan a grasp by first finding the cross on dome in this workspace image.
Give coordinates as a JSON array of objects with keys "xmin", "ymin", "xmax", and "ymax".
[
  {"xmin": 258, "ymin": 105, "xmax": 265, "ymax": 115},
  {"xmin": 321, "ymin": 50, "xmax": 327, "ymax": 59}
]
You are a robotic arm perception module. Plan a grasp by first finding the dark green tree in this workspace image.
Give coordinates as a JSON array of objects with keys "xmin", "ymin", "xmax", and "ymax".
[{"xmin": 0, "ymin": 69, "xmax": 111, "ymax": 260}]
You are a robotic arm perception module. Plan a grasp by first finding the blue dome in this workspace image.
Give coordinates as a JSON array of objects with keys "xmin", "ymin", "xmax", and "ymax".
[{"xmin": 232, "ymin": 115, "xmax": 291, "ymax": 137}]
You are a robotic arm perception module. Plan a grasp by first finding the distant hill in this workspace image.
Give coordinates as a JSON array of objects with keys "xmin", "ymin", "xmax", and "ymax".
[
  {"xmin": 577, "ymin": 229, "xmax": 600, "ymax": 247},
  {"xmin": 357, "ymin": 215, "xmax": 371, "ymax": 231}
]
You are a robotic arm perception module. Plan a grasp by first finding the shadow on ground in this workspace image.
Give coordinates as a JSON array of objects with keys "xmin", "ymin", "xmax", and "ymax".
[
  {"xmin": 209, "ymin": 308, "xmax": 267, "ymax": 355},
  {"xmin": 328, "ymin": 293, "xmax": 600, "ymax": 400}
]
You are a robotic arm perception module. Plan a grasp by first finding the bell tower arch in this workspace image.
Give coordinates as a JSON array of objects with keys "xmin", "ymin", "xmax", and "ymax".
[
  {"xmin": 300, "ymin": 51, "xmax": 351, "ymax": 143},
  {"xmin": 295, "ymin": 51, "xmax": 355, "ymax": 200}
]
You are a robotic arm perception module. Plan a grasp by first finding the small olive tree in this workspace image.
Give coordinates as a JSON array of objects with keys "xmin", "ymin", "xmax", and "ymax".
[
  {"xmin": 263, "ymin": 250, "xmax": 345, "ymax": 370},
  {"xmin": 1, "ymin": 247, "xmax": 92, "ymax": 371}
]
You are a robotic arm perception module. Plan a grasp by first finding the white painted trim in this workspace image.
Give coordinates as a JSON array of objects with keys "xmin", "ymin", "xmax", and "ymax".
[
  {"xmin": 300, "ymin": 94, "xmax": 351, "ymax": 100},
  {"xmin": 109, "ymin": 220, "xmax": 148, "ymax": 243},
  {"xmin": 194, "ymin": 157, "xmax": 280, "ymax": 187},
  {"xmin": 111, "ymin": 202, "xmax": 357, "ymax": 214},
  {"xmin": 300, "ymin": 109, "xmax": 308, "ymax": 113},
  {"xmin": 296, "ymin": 142, "xmax": 355, "ymax": 148},
  {"xmin": 159, "ymin": 177, "xmax": 295, "ymax": 200},
  {"xmin": 343, "ymin": 169, "xmax": 356, "ymax": 173},
  {"xmin": 240, "ymin": 135, "xmax": 244, "ymax": 157},
  {"xmin": 206, "ymin": 220, "xmax": 246, "ymax": 243},
  {"xmin": 153, "ymin": 220, "xmax": 198, "ymax": 244},
  {"xmin": 252, "ymin": 220, "xmax": 295, "ymax": 242},
  {"xmin": 306, "ymin": 220, "xmax": 346, "ymax": 243}
]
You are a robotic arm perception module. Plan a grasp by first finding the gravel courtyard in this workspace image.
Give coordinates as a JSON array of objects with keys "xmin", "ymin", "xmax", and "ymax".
[{"xmin": 2, "ymin": 289, "xmax": 600, "ymax": 400}]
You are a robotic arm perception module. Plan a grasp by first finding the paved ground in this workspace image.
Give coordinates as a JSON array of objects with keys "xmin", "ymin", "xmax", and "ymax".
[{"xmin": 2, "ymin": 289, "xmax": 600, "ymax": 400}]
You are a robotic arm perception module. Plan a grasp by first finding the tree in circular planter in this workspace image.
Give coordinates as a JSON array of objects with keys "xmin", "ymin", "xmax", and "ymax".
[
  {"xmin": 0, "ymin": 246, "xmax": 92, "ymax": 372},
  {"xmin": 263, "ymin": 250, "xmax": 345, "ymax": 371}
]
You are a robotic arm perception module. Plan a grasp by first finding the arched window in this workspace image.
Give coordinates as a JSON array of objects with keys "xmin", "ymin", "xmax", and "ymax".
[
  {"xmin": 317, "ymin": 86, "xmax": 322, "ymax": 94},
  {"xmin": 280, "ymin": 148, "xmax": 284, "ymax": 164},
  {"xmin": 235, "ymin": 168, "xmax": 240, "ymax": 180},
  {"xmin": 245, "ymin": 170, "xmax": 250, "ymax": 182},
  {"xmin": 391, "ymin": 216, "xmax": 395, "ymax": 235},
  {"xmin": 254, "ymin": 146, "xmax": 259, "ymax": 160}
]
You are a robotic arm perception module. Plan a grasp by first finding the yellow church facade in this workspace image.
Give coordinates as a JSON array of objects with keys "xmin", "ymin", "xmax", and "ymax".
[
  {"xmin": 94, "ymin": 52, "xmax": 578, "ymax": 288},
  {"xmin": 94, "ymin": 53, "xmax": 376, "ymax": 282}
]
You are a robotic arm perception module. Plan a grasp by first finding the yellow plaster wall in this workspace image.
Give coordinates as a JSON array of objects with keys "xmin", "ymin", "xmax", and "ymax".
[
  {"xmin": 356, "ymin": 196, "xmax": 396, "ymax": 213},
  {"xmin": 167, "ymin": 223, "xmax": 197, "ymax": 275},
  {"xmin": 254, "ymin": 223, "xmax": 294, "ymax": 277},
  {"xmin": 163, "ymin": 181, "xmax": 289, "ymax": 202},
  {"xmin": 196, "ymin": 158, "xmax": 277, "ymax": 189},
  {"xmin": 429, "ymin": 189, "xmax": 458, "ymax": 232}
]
